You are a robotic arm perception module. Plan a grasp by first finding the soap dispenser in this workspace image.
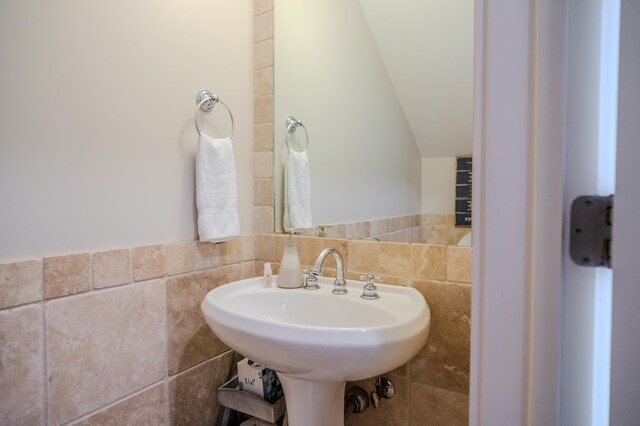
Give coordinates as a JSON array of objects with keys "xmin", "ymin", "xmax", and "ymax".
[{"xmin": 277, "ymin": 234, "xmax": 303, "ymax": 289}]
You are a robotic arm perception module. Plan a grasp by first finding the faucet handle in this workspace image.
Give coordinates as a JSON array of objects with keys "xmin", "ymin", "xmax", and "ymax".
[
  {"xmin": 359, "ymin": 274, "xmax": 380, "ymax": 300},
  {"xmin": 303, "ymin": 268, "xmax": 320, "ymax": 290}
]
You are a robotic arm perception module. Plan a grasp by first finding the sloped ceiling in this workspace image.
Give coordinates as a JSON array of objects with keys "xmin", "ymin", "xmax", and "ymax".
[{"xmin": 359, "ymin": 0, "xmax": 473, "ymax": 158}]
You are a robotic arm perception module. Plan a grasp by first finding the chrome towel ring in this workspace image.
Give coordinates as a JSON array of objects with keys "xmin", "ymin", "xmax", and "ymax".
[
  {"xmin": 286, "ymin": 116, "xmax": 309, "ymax": 152},
  {"xmin": 195, "ymin": 90, "xmax": 235, "ymax": 139}
]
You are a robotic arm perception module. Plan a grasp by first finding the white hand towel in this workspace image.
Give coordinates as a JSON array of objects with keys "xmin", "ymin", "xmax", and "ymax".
[
  {"xmin": 283, "ymin": 149, "xmax": 312, "ymax": 231},
  {"xmin": 196, "ymin": 133, "xmax": 239, "ymax": 242}
]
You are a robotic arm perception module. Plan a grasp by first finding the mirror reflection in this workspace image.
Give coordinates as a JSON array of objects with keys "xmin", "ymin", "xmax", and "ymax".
[{"xmin": 273, "ymin": 0, "xmax": 473, "ymax": 246}]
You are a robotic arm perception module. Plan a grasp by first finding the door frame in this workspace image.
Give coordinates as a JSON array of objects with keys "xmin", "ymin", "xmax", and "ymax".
[{"xmin": 471, "ymin": 1, "xmax": 566, "ymax": 424}]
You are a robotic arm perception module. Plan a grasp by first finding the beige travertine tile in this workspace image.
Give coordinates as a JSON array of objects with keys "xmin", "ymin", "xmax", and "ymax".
[
  {"xmin": 0, "ymin": 259, "xmax": 42, "ymax": 309},
  {"xmin": 169, "ymin": 351, "xmax": 233, "ymax": 426},
  {"xmin": 323, "ymin": 224, "xmax": 347, "ymax": 238},
  {"xmin": 348, "ymin": 240, "xmax": 410, "ymax": 278},
  {"xmin": 253, "ymin": 151, "xmax": 273, "ymax": 179},
  {"xmin": 273, "ymin": 234, "xmax": 332, "ymax": 268},
  {"xmin": 93, "ymin": 248, "xmax": 131, "ymax": 288},
  {"xmin": 254, "ymin": 39, "xmax": 274, "ymax": 70},
  {"xmin": 389, "ymin": 362, "xmax": 408, "ymax": 378},
  {"xmin": 388, "ymin": 217, "xmax": 403, "ymax": 233},
  {"xmin": 421, "ymin": 214, "xmax": 456, "ymax": 226},
  {"xmin": 254, "ymin": 123, "xmax": 273, "ymax": 152},
  {"xmin": 0, "ymin": 305, "xmax": 45, "ymax": 425},
  {"xmin": 421, "ymin": 227, "xmax": 457, "ymax": 245},
  {"xmin": 254, "ymin": 0, "xmax": 273, "ymax": 15},
  {"xmin": 46, "ymin": 279, "xmax": 166, "ymax": 424},
  {"xmin": 291, "ymin": 236, "xmax": 323, "ymax": 267},
  {"xmin": 241, "ymin": 234, "xmax": 255, "ymax": 261},
  {"xmin": 254, "ymin": 207, "xmax": 275, "ymax": 234},
  {"xmin": 346, "ymin": 376, "xmax": 409, "ymax": 426},
  {"xmin": 272, "ymin": 234, "xmax": 286, "ymax": 264},
  {"xmin": 166, "ymin": 241, "xmax": 196, "ymax": 276},
  {"xmin": 166, "ymin": 265, "xmax": 240, "ymax": 375},
  {"xmin": 254, "ymin": 96, "xmax": 273, "ymax": 125},
  {"xmin": 411, "ymin": 244, "xmax": 447, "ymax": 280},
  {"xmin": 194, "ymin": 244, "xmax": 221, "ymax": 270},
  {"xmin": 409, "ymin": 227, "xmax": 422, "ymax": 244},
  {"xmin": 411, "ymin": 280, "xmax": 471, "ymax": 394},
  {"xmin": 253, "ymin": 11, "xmax": 273, "ymax": 42},
  {"xmin": 369, "ymin": 218, "xmax": 388, "ymax": 237},
  {"xmin": 297, "ymin": 227, "xmax": 317, "ymax": 237},
  {"xmin": 388, "ymin": 230, "xmax": 412, "ymax": 243},
  {"xmin": 241, "ymin": 261, "xmax": 257, "ymax": 279},
  {"xmin": 74, "ymin": 383, "xmax": 166, "ymax": 426},
  {"xmin": 346, "ymin": 221, "xmax": 370, "ymax": 239},
  {"xmin": 44, "ymin": 253, "xmax": 91, "ymax": 299},
  {"xmin": 254, "ymin": 178, "xmax": 274, "ymax": 206},
  {"xmin": 254, "ymin": 234, "xmax": 276, "ymax": 261},
  {"xmin": 133, "ymin": 244, "xmax": 165, "ymax": 282},
  {"xmin": 446, "ymin": 247, "xmax": 472, "ymax": 283},
  {"xmin": 422, "ymin": 225, "xmax": 470, "ymax": 246},
  {"xmin": 410, "ymin": 383, "xmax": 469, "ymax": 426},
  {"xmin": 254, "ymin": 68, "xmax": 273, "ymax": 97},
  {"xmin": 195, "ymin": 238, "xmax": 242, "ymax": 270}
]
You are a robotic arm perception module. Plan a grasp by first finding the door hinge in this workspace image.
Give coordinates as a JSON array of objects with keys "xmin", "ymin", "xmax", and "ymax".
[{"xmin": 569, "ymin": 195, "xmax": 613, "ymax": 268}]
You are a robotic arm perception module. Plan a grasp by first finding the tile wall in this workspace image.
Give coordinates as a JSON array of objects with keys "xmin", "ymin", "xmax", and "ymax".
[
  {"xmin": 295, "ymin": 214, "xmax": 470, "ymax": 246},
  {"xmin": 252, "ymin": 0, "xmax": 276, "ymax": 234},
  {"xmin": 420, "ymin": 214, "xmax": 471, "ymax": 246},
  {"xmin": 0, "ymin": 236, "xmax": 255, "ymax": 425},
  {"xmin": 255, "ymin": 234, "xmax": 472, "ymax": 426},
  {"xmin": 296, "ymin": 214, "xmax": 423, "ymax": 243},
  {"xmin": 1, "ymin": 233, "xmax": 470, "ymax": 425}
]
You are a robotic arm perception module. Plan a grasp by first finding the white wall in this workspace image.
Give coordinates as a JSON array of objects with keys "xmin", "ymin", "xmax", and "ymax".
[
  {"xmin": 273, "ymin": 0, "xmax": 422, "ymax": 230},
  {"xmin": 0, "ymin": 0, "xmax": 253, "ymax": 260},
  {"xmin": 421, "ymin": 157, "xmax": 455, "ymax": 214},
  {"xmin": 359, "ymin": 0, "xmax": 474, "ymax": 158}
]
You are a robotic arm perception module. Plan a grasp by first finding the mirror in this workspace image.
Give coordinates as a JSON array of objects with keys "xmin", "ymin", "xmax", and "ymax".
[{"xmin": 272, "ymin": 0, "xmax": 473, "ymax": 245}]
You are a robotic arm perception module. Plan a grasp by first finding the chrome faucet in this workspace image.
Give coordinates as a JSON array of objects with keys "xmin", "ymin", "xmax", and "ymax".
[{"xmin": 303, "ymin": 247, "xmax": 347, "ymax": 294}]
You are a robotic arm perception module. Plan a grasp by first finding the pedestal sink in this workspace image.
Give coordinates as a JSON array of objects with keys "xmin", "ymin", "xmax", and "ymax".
[{"xmin": 201, "ymin": 276, "xmax": 430, "ymax": 426}]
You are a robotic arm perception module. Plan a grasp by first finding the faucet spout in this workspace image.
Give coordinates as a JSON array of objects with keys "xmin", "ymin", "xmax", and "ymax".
[{"xmin": 310, "ymin": 247, "xmax": 347, "ymax": 294}]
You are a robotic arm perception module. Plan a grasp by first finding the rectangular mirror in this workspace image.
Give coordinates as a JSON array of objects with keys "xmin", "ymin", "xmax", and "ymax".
[{"xmin": 272, "ymin": 0, "xmax": 473, "ymax": 245}]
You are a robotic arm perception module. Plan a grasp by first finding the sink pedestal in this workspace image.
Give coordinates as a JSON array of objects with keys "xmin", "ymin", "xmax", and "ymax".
[{"xmin": 278, "ymin": 373, "xmax": 346, "ymax": 426}]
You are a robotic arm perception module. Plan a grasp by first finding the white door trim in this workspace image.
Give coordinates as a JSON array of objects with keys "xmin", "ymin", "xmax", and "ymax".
[{"xmin": 470, "ymin": 1, "xmax": 565, "ymax": 424}]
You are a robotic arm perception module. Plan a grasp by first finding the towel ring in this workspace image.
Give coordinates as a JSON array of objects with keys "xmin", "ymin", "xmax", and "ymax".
[
  {"xmin": 195, "ymin": 90, "xmax": 235, "ymax": 139},
  {"xmin": 286, "ymin": 116, "xmax": 309, "ymax": 152}
]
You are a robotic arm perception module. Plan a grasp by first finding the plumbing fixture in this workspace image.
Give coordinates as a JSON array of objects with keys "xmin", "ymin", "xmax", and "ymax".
[
  {"xmin": 369, "ymin": 376, "xmax": 396, "ymax": 409},
  {"xmin": 305, "ymin": 247, "xmax": 347, "ymax": 294},
  {"xmin": 344, "ymin": 386, "xmax": 370, "ymax": 419},
  {"xmin": 303, "ymin": 268, "xmax": 319, "ymax": 290},
  {"xmin": 359, "ymin": 274, "xmax": 381, "ymax": 300}
]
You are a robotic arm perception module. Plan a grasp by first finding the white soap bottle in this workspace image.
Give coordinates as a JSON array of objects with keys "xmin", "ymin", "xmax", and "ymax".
[
  {"xmin": 277, "ymin": 234, "xmax": 303, "ymax": 288},
  {"xmin": 263, "ymin": 262, "xmax": 272, "ymax": 288}
]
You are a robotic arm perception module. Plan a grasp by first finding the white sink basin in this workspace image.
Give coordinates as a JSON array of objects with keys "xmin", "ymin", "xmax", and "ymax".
[
  {"xmin": 201, "ymin": 276, "xmax": 430, "ymax": 426},
  {"xmin": 202, "ymin": 276, "xmax": 429, "ymax": 381}
]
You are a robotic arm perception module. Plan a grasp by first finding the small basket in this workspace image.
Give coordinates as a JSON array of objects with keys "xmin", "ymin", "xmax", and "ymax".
[{"xmin": 217, "ymin": 376, "xmax": 287, "ymax": 425}]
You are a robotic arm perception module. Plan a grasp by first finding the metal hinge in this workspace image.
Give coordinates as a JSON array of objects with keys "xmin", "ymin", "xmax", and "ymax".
[{"xmin": 569, "ymin": 195, "xmax": 613, "ymax": 268}]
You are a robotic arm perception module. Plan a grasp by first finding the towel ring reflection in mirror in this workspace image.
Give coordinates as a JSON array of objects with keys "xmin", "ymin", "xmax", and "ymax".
[
  {"xmin": 195, "ymin": 90, "xmax": 235, "ymax": 139},
  {"xmin": 286, "ymin": 116, "xmax": 309, "ymax": 153}
]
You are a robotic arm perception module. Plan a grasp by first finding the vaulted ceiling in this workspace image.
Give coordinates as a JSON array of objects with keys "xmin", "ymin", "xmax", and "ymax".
[{"xmin": 359, "ymin": 0, "xmax": 474, "ymax": 158}]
